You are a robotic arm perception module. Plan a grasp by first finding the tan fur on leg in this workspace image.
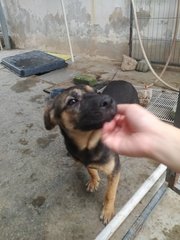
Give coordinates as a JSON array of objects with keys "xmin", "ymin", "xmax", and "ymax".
[
  {"xmin": 100, "ymin": 172, "xmax": 120, "ymax": 224},
  {"xmin": 86, "ymin": 167, "xmax": 100, "ymax": 192}
]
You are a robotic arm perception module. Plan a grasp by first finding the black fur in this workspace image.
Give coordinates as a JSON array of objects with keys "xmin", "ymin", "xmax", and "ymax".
[{"xmin": 102, "ymin": 80, "xmax": 139, "ymax": 104}]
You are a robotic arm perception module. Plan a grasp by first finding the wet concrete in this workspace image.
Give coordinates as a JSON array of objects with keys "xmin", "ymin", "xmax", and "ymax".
[
  {"xmin": 0, "ymin": 51, "xmax": 179, "ymax": 240},
  {"xmin": 135, "ymin": 189, "xmax": 180, "ymax": 240},
  {"xmin": 11, "ymin": 77, "xmax": 38, "ymax": 93}
]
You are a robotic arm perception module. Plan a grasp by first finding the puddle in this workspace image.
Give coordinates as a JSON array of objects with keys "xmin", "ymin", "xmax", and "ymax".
[
  {"xmin": 11, "ymin": 78, "xmax": 38, "ymax": 93},
  {"xmin": 36, "ymin": 133, "xmax": 59, "ymax": 148}
]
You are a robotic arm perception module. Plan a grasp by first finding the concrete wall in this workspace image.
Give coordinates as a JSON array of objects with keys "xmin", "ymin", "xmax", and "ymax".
[
  {"xmin": 2, "ymin": 0, "xmax": 131, "ymax": 60},
  {"xmin": 2, "ymin": 0, "xmax": 179, "ymax": 64}
]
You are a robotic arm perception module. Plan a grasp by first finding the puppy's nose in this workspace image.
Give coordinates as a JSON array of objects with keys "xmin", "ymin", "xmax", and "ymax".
[{"xmin": 100, "ymin": 95, "xmax": 113, "ymax": 108}]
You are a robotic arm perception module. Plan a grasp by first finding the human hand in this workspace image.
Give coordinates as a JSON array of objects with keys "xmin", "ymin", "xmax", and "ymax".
[
  {"xmin": 101, "ymin": 104, "xmax": 161, "ymax": 158},
  {"xmin": 102, "ymin": 104, "xmax": 180, "ymax": 172}
]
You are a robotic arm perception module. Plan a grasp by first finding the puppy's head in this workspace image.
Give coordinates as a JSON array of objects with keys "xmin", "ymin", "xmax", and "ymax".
[{"xmin": 44, "ymin": 85, "xmax": 117, "ymax": 132}]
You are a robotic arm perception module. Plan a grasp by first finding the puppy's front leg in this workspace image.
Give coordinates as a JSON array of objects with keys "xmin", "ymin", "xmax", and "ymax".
[
  {"xmin": 86, "ymin": 167, "xmax": 100, "ymax": 192},
  {"xmin": 100, "ymin": 171, "xmax": 120, "ymax": 225}
]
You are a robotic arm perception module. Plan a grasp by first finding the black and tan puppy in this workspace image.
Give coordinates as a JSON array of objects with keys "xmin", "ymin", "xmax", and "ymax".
[{"xmin": 44, "ymin": 80, "xmax": 139, "ymax": 224}]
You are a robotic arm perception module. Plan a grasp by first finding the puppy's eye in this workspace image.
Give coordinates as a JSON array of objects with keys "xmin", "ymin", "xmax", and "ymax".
[{"xmin": 67, "ymin": 98, "xmax": 78, "ymax": 106}]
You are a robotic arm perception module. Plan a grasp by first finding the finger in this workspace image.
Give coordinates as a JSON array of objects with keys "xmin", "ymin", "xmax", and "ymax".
[
  {"xmin": 102, "ymin": 118, "xmax": 116, "ymax": 132},
  {"xmin": 114, "ymin": 114, "xmax": 125, "ymax": 126},
  {"xmin": 116, "ymin": 104, "xmax": 130, "ymax": 114},
  {"xmin": 117, "ymin": 103, "xmax": 155, "ymax": 119},
  {"xmin": 102, "ymin": 134, "xmax": 123, "ymax": 153}
]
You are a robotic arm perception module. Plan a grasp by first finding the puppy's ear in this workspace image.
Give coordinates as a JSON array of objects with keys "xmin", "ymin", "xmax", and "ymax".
[{"xmin": 44, "ymin": 100, "xmax": 57, "ymax": 130}]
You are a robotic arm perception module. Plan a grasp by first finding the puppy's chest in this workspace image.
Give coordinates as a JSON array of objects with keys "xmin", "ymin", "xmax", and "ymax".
[{"xmin": 65, "ymin": 139, "xmax": 109, "ymax": 166}]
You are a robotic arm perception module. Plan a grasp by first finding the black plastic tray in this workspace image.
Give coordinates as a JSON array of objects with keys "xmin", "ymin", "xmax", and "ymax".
[{"xmin": 1, "ymin": 50, "xmax": 68, "ymax": 77}]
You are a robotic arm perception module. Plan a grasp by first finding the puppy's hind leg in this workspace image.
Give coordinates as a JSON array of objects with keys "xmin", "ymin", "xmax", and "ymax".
[{"xmin": 86, "ymin": 167, "xmax": 100, "ymax": 192}]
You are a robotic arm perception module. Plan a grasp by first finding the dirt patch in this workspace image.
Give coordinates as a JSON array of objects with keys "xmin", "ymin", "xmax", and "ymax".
[
  {"xmin": 163, "ymin": 225, "xmax": 180, "ymax": 240},
  {"xmin": 30, "ymin": 94, "xmax": 44, "ymax": 104},
  {"xmin": 19, "ymin": 138, "xmax": 28, "ymax": 145},
  {"xmin": 32, "ymin": 196, "xmax": 46, "ymax": 208}
]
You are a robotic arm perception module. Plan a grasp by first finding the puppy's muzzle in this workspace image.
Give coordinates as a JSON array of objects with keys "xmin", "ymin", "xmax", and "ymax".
[
  {"xmin": 99, "ymin": 95, "xmax": 114, "ymax": 109},
  {"xmin": 77, "ymin": 93, "xmax": 117, "ymax": 131}
]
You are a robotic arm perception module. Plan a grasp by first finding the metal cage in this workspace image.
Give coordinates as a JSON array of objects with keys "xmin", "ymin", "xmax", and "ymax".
[{"xmin": 130, "ymin": 0, "xmax": 180, "ymax": 66}]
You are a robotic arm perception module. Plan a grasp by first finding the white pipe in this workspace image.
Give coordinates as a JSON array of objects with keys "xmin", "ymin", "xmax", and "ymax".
[
  {"xmin": 95, "ymin": 164, "xmax": 167, "ymax": 240},
  {"xmin": 60, "ymin": 0, "xmax": 74, "ymax": 62},
  {"xmin": 131, "ymin": 0, "xmax": 179, "ymax": 92}
]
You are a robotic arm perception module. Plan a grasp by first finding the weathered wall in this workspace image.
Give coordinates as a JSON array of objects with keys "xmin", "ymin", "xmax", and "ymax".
[{"xmin": 2, "ymin": 0, "xmax": 131, "ymax": 60}]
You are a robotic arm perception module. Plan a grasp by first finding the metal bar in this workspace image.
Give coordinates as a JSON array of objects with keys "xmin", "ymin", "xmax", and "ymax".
[
  {"xmin": 95, "ymin": 164, "xmax": 167, "ymax": 240},
  {"xmin": 129, "ymin": 2, "xmax": 133, "ymax": 57},
  {"xmin": 166, "ymin": 90, "xmax": 180, "ymax": 191},
  {"xmin": 166, "ymin": 169, "xmax": 176, "ymax": 189},
  {"xmin": 122, "ymin": 184, "xmax": 167, "ymax": 240},
  {"xmin": 171, "ymin": 0, "xmax": 178, "ymax": 64},
  {"xmin": 173, "ymin": 89, "xmax": 180, "ymax": 131},
  {"xmin": 0, "ymin": 0, "xmax": 11, "ymax": 49},
  {"xmin": 136, "ymin": 17, "xmax": 179, "ymax": 20}
]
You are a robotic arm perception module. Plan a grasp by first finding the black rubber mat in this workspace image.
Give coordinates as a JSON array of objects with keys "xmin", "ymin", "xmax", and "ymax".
[
  {"xmin": 43, "ymin": 88, "xmax": 65, "ymax": 98},
  {"xmin": 1, "ymin": 50, "xmax": 68, "ymax": 77}
]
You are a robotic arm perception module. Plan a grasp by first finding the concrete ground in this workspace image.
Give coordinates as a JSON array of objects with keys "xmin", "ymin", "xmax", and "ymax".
[
  {"xmin": 134, "ymin": 188, "xmax": 180, "ymax": 240},
  {"xmin": 0, "ymin": 50, "xmax": 179, "ymax": 240}
]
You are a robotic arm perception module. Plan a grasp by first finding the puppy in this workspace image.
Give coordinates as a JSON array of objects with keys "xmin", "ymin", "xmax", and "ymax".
[{"xmin": 44, "ymin": 80, "xmax": 139, "ymax": 224}]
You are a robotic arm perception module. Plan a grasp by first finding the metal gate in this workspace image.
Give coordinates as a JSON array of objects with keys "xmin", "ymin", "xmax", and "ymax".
[{"xmin": 130, "ymin": 0, "xmax": 180, "ymax": 66}]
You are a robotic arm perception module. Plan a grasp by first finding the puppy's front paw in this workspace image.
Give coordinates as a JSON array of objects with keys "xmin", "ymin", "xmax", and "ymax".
[
  {"xmin": 86, "ymin": 179, "xmax": 100, "ymax": 192},
  {"xmin": 100, "ymin": 205, "xmax": 114, "ymax": 225}
]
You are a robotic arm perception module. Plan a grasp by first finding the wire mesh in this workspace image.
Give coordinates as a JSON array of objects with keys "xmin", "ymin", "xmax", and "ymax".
[
  {"xmin": 147, "ymin": 88, "xmax": 179, "ymax": 123},
  {"xmin": 131, "ymin": 0, "xmax": 180, "ymax": 66}
]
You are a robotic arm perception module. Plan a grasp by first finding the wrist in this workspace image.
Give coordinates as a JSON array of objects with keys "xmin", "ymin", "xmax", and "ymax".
[{"xmin": 148, "ymin": 122, "xmax": 180, "ymax": 172}]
